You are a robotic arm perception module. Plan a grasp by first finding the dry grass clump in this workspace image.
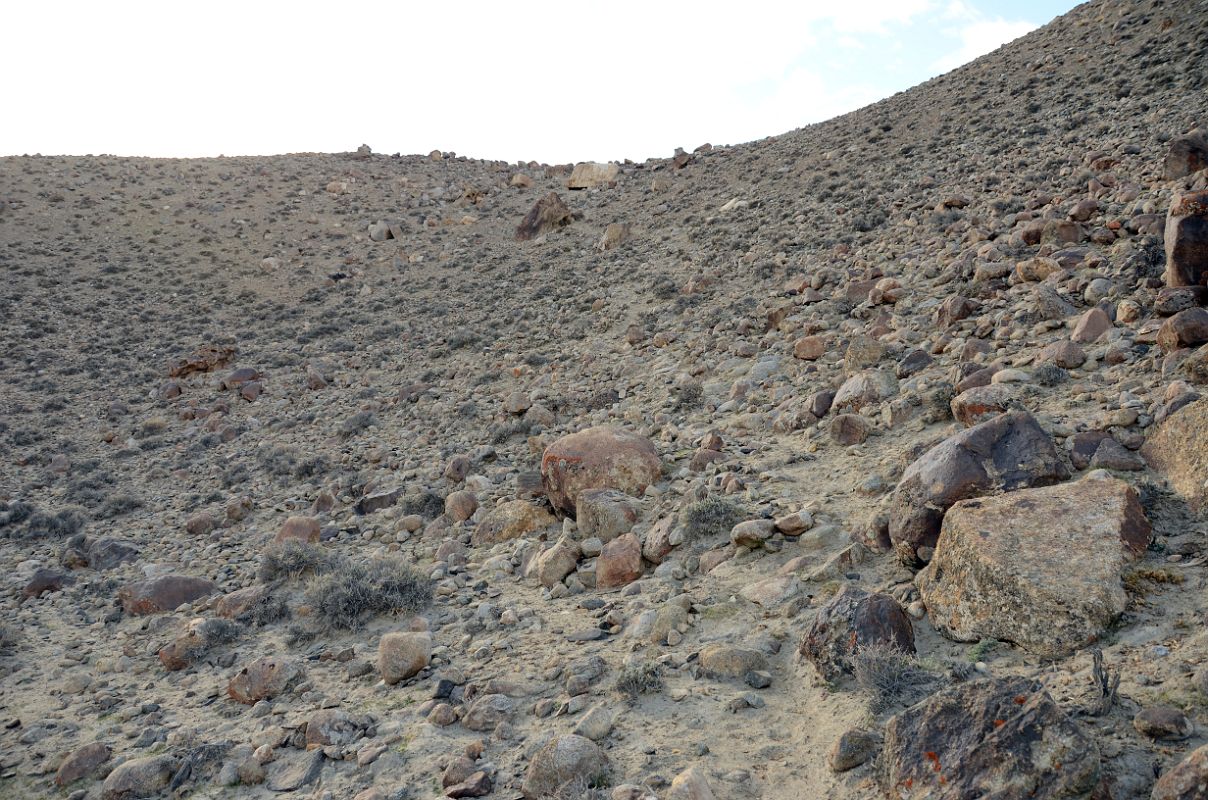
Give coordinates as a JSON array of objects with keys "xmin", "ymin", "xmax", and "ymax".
[
  {"xmin": 303, "ymin": 556, "xmax": 432, "ymax": 632},
  {"xmin": 679, "ymin": 496, "xmax": 747, "ymax": 543},
  {"xmin": 852, "ymin": 642, "xmax": 941, "ymax": 713},
  {"xmin": 614, "ymin": 660, "xmax": 664, "ymax": 704}
]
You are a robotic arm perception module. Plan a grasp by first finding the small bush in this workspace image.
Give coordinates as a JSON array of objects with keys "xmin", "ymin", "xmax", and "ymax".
[
  {"xmin": 304, "ymin": 556, "xmax": 433, "ymax": 631},
  {"xmin": 258, "ymin": 540, "xmax": 337, "ymax": 583},
  {"xmin": 672, "ymin": 381, "xmax": 704, "ymax": 410},
  {"xmin": 614, "ymin": 660, "xmax": 663, "ymax": 704},
  {"xmin": 0, "ymin": 623, "xmax": 18, "ymax": 654},
  {"xmin": 679, "ymin": 496, "xmax": 747, "ymax": 543},
  {"xmin": 5, "ymin": 506, "xmax": 87, "ymax": 539},
  {"xmin": 338, "ymin": 411, "xmax": 377, "ymax": 438},
  {"xmin": 239, "ymin": 591, "xmax": 290, "ymax": 627},
  {"xmin": 183, "ymin": 619, "xmax": 242, "ymax": 661},
  {"xmin": 851, "ymin": 643, "xmax": 941, "ymax": 713},
  {"xmin": 402, "ymin": 490, "xmax": 445, "ymax": 520}
]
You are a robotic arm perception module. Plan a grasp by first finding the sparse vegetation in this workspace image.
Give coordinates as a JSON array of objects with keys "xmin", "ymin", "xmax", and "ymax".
[
  {"xmin": 614, "ymin": 660, "xmax": 664, "ymax": 704},
  {"xmin": 852, "ymin": 643, "xmax": 942, "ymax": 713},
  {"xmin": 679, "ymin": 496, "xmax": 747, "ymax": 542},
  {"xmin": 258, "ymin": 540, "xmax": 336, "ymax": 583},
  {"xmin": 303, "ymin": 556, "xmax": 433, "ymax": 632}
]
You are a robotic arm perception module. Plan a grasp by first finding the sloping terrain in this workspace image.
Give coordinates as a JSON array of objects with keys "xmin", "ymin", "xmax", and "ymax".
[{"xmin": 3, "ymin": 1, "xmax": 1208, "ymax": 798}]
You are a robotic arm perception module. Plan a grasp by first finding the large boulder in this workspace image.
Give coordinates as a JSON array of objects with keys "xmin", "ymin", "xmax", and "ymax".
[
  {"xmin": 887, "ymin": 411, "xmax": 1067, "ymax": 566},
  {"xmin": 917, "ymin": 475, "xmax": 1150, "ymax": 657},
  {"xmin": 521, "ymin": 734, "xmax": 609, "ymax": 799},
  {"xmin": 1142, "ymin": 397, "xmax": 1208, "ymax": 512},
  {"xmin": 832, "ymin": 369, "xmax": 898, "ymax": 413},
  {"xmin": 882, "ymin": 677, "xmax": 1098, "ymax": 800},
  {"xmin": 566, "ymin": 161, "xmax": 619, "ymax": 189},
  {"xmin": 1153, "ymin": 743, "xmax": 1208, "ymax": 800},
  {"xmin": 377, "ymin": 631, "xmax": 431, "ymax": 685},
  {"xmin": 799, "ymin": 586, "xmax": 914, "ymax": 681},
  {"xmin": 515, "ymin": 192, "xmax": 576, "ymax": 241},
  {"xmin": 101, "ymin": 755, "xmax": 180, "ymax": 800},
  {"xmin": 118, "ymin": 575, "xmax": 217, "ymax": 615},
  {"xmin": 541, "ymin": 427, "xmax": 661, "ymax": 516},
  {"xmin": 575, "ymin": 488, "xmax": 641, "ymax": 542},
  {"xmin": 472, "ymin": 500, "xmax": 556, "ymax": 546},
  {"xmin": 1165, "ymin": 190, "xmax": 1208, "ymax": 289},
  {"xmin": 1158, "ymin": 308, "xmax": 1208, "ymax": 354},
  {"xmin": 227, "ymin": 657, "xmax": 305, "ymax": 704},
  {"xmin": 1164, "ymin": 132, "xmax": 1208, "ymax": 181}
]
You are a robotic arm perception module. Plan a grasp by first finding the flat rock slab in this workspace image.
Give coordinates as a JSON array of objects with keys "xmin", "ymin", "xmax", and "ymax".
[{"xmin": 917, "ymin": 475, "xmax": 1151, "ymax": 657}]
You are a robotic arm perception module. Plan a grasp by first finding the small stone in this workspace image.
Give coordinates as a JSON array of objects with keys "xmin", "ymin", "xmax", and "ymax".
[{"xmin": 829, "ymin": 729, "xmax": 880, "ymax": 773}]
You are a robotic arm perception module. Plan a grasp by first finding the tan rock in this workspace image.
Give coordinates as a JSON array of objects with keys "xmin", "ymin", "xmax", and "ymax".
[
  {"xmin": 917, "ymin": 476, "xmax": 1150, "ymax": 657},
  {"xmin": 377, "ymin": 632, "xmax": 431, "ymax": 685},
  {"xmin": 566, "ymin": 161, "xmax": 619, "ymax": 189},
  {"xmin": 1142, "ymin": 398, "xmax": 1208, "ymax": 512},
  {"xmin": 275, "ymin": 516, "xmax": 320, "ymax": 543},
  {"xmin": 472, "ymin": 500, "xmax": 556, "ymax": 546}
]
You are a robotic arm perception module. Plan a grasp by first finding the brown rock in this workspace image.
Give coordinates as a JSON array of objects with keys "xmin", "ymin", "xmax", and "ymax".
[
  {"xmin": 596, "ymin": 532, "xmax": 643, "ymax": 589},
  {"xmin": 888, "ymin": 411, "xmax": 1067, "ymax": 566},
  {"xmin": 541, "ymin": 426, "xmax": 661, "ymax": 516},
  {"xmin": 378, "ymin": 631, "xmax": 432, "ymax": 685},
  {"xmin": 829, "ymin": 413, "xmax": 870, "ymax": 444},
  {"xmin": 445, "ymin": 490, "xmax": 478, "ymax": 523},
  {"xmin": 1134, "ymin": 706, "xmax": 1194, "ymax": 740},
  {"xmin": 215, "ymin": 585, "xmax": 270, "ymax": 619},
  {"xmin": 1143, "ymin": 398, "xmax": 1208, "ymax": 511},
  {"xmin": 1165, "ymin": 189, "xmax": 1208, "ymax": 289},
  {"xmin": 1039, "ymin": 339, "xmax": 1086, "ymax": 368},
  {"xmin": 520, "ymin": 734, "xmax": 609, "ymax": 800},
  {"xmin": 167, "ymin": 344, "xmax": 235, "ymax": 377},
  {"xmin": 800, "ymin": 585, "xmax": 914, "ymax": 680},
  {"xmin": 882, "ymin": 677, "xmax": 1098, "ymax": 800},
  {"xmin": 575, "ymin": 488, "xmax": 641, "ymax": 542},
  {"xmin": 275, "ymin": 515, "xmax": 320, "ymax": 543},
  {"xmin": 697, "ymin": 643, "xmax": 767, "ymax": 678},
  {"xmin": 515, "ymin": 192, "xmax": 576, "ymax": 241},
  {"xmin": 118, "ymin": 575, "xmax": 217, "ymax": 615},
  {"xmin": 1153, "ymin": 743, "xmax": 1208, "ymax": 800},
  {"xmin": 1158, "ymin": 308, "xmax": 1208, "ymax": 353},
  {"xmin": 185, "ymin": 511, "xmax": 217, "ymax": 536},
  {"xmin": 100, "ymin": 755, "xmax": 179, "ymax": 800},
  {"xmin": 917, "ymin": 476, "xmax": 1150, "ymax": 657},
  {"xmin": 55, "ymin": 741, "xmax": 111, "ymax": 786},
  {"xmin": 22, "ymin": 567, "xmax": 73, "ymax": 598},
  {"xmin": 829, "ymin": 729, "xmax": 880, "ymax": 773},
  {"xmin": 228, "ymin": 656, "xmax": 305, "ymax": 704},
  {"xmin": 597, "ymin": 222, "xmax": 630, "ymax": 252},
  {"xmin": 533, "ymin": 537, "xmax": 580, "ymax": 588},
  {"xmin": 950, "ymin": 384, "xmax": 1016, "ymax": 427},
  {"xmin": 1071, "ymin": 306, "xmax": 1112, "ymax": 343},
  {"xmin": 832, "ymin": 369, "xmax": 898, "ymax": 413},
  {"xmin": 794, "ymin": 336, "xmax": 826, "ymax": 360},
  {"xmin": 666, "ymin": 766, "xmax": 716, "ymax": 800},
  {"xmin": 1164, "ymin": 131, "xmax": 1208, "ymax": 181}
]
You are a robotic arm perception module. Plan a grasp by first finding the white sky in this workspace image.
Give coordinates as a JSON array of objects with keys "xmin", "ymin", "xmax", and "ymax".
[{"xmin": 0, "ymin": 1, "xmax": 1073, "ymax": 163}]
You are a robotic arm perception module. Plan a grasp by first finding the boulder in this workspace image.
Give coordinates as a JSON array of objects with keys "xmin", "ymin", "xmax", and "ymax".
[
  {"xmin": 917, "ymin": 476, "xmax": 1150, "ymax": 657},
  {"xmin": 1153, "ymin": 743, "xmax": 1208, "ymax": 800},
  {"xmin": 1164, "ymin": 131, "xmax": 1208, "ymax": 181},
  {"xmin": 799, "ymin": 586, "xmax": 914, "ymax": 681},
  {"xmin": 445, "ymin": 490, "xmax": 478, "ymax": 523},
  {"xmin": 377, "ymin": 631, "xmax": 431, "ymax": 684},
  {"xmin": 515, "ymin": 192, "xmax": 576, "ymax": 241},
  {"xmin": 832, "ymin": 369, "xmax": 898, "ymax": 413},
  {"xmin": 829, "ymin": 414, "xmax": 870, "ymax": 445},
  {"xmin": 521, "ymin": 734, "xmax": 609, "ymax": 799},
  {"xmin": 462, "ymin": 693, "xmax": 514, "ymax": 732},
  {"xmin": 1165, "ymin": 189, "xmax": 1208, "ymax": 289},
  {"xmin": 541, "ymin": 427, "xmax": 661, "ymax": 516},
  {"xmin": 55, "ymin": 741, "xmax": 111, "ymax": 786},
  {"xmin": 1071, "ymin": 306, "xmax": 1113, "ymax": 343},
  {"xmin": 472, "ymin": 500, "xmax": 556, "ymax": 546},
  {"xmin": 1143, "ymin": 398, "xmax": 1208, "ymax": 512},
  {"xmin": 666, "ymin": 766, "xmax": 716, "ymax": 800},
  {"xmin": 730, "ymin": 518, "xmax": 775, "ymax": 548},
  {"xmin": 881, "ymin": 677, "xmax": 1098, "ymax": 800},
  {"xmin": 275, "ymin": 515, "xmax": 320, "ymax": 543},
  {"xmin": 950, "ymin": 384, "xmax": 1017, "ymax": 427},
  {"xmin": 1158, "ymin": 308, "xmax": 1208, "ymax": 353},
  {"xmin": 118, "ymin": 574, "xmax": 217, "ymax": 615},
  {"xmin": 596, "ymin": 532, "xmax": 643, "ymax": 589},
  {"xmin": 567, "ymin": 161, "xmax": 619, "ymax": 189},
  {"xmin": 100, "ymin": 755, "xmax": 180, "ymax": 800},
  {"xmin": 228, "ymin": 656, "xmax": 305, "ymax": 704},
  {"xmin": 888, "ymin": 411, "xmax": 1067, "ymax": 565},
  {"xmin": 697, "ymin": 644, "xmax": 766, "ymax": 679},
  {"xmin": 575, "ymin": 488, "xmax": 641, "ymax": 542},
  {"xmin": 305, "ymin": 709, "xmax": 366, "ymax": 748},
  {"xmin": 1039, "ymin": 339, "xmax": 1086, "ymax": 368},
  {"xmin": 533, "ymin": 537, "xmax": 581, "ymax": 588}
]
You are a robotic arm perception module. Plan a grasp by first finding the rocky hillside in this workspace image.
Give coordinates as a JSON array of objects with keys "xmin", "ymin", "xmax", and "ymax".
[{"xmin": 3, "ymin": 1, "xmax": 1208, "ymax": 799}]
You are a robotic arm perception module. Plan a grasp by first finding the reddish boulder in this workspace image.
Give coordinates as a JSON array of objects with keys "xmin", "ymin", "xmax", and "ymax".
[
  {"xmin": 515, "ymin": 192, "xmax": 577, "ymax": 241},
  {"xmin": 1143, "ymin": 397, "xmax": 1208, "ymax": 512},
  {"xmin": 541, "ymin": 427, "xmax": 661, "ymax": 516},
  {"xmin": 228, "ymin": 656, "xmax": 305, "ymax": 704},
  {"xmin": 1158, "ymin": 308, "xmax": 1208, "ymax": 354},
  {"xmin": 275, "ymin": 516, "xmax": 321, "ymax": 543},
  {"xmin": 1164, "ymin": 132, "xmax": 1208, "ymax": 181},
  {"xmin": 596, "ymin": 532, "xmax": 643, "ymax": 589},
  {"xmin": 55, "ymin": 742, "xmax": 111, "ymax": 786},
  {"xmin": 118, "ymin": 575, "xmax": 217, "ymax": 615}
]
